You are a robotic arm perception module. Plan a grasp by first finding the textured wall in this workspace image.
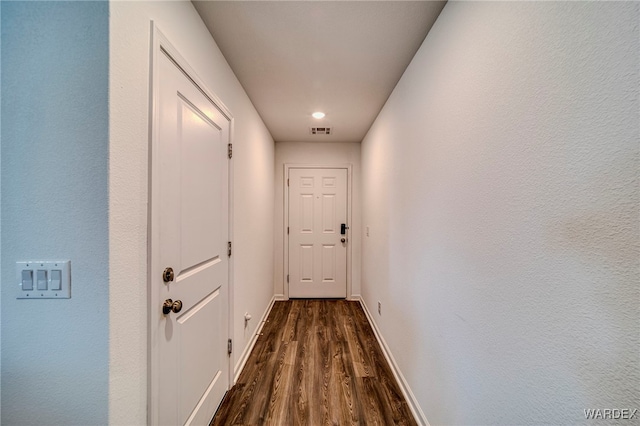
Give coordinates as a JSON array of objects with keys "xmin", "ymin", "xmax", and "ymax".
[
  {"xmin": 0, "ymin": 3, "xmax": 3, "ymax": 419},
  {"xmin": 109, "ymin": 1, "xmax": 274, "ymax": 423},
  {"xmin": 1, "ymin": 2, "xmax": 109, "ymax": 424},
  {"xmin": 361, "ymin": 2, "xmax": 639, "ymax": 424},
  {"xmin": 274, "ymin": 142, "xmax": 362, "ymax": 298}
]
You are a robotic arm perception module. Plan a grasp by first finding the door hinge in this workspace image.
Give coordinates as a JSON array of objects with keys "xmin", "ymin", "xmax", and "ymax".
[
  {"xmin": 287, "ymin": 178, "xmax": 289, "ymax": 187},
  {"xmin": 228, "ymin": 338, "xmax": 232, "ymax": 355},
  {"xmin": 287, "ymin": 226, "xmax": 289, "ymax": 235},
  {"xmin": 287, "ymin": 274, "xmax": 289, "ymax": 283},
  {"xmin": 228, "ymin": 143, "xmax": 233, "ymax": 159},
  {"xmin": 228, "ymin": 241, "xmax": 232, "ymax": 257}
]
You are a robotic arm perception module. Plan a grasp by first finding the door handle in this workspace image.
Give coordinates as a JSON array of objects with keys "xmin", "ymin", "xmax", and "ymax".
[
  {"xmin": 162, "ymin": 299, "xmax": 183, "ymax": 315},
  {"xmin": 341, "ymin": 238, "xmax": 346, "ymax": 243}
]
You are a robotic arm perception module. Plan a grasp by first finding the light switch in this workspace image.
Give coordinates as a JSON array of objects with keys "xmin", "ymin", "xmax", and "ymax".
[
  {"xmin": 37, "ymin": 270, "xmax": 48, "ymax": 290},
  {"xmin": 16, "ymin": 261, "xmax": 70, "ymax": 299},
  {"xmin": 21, "ymin": 270, "xmax": 34, "ymax": 291},
  {"xmin": 51, "ymin": 270, "xmax": 62, "ymax": 290}
]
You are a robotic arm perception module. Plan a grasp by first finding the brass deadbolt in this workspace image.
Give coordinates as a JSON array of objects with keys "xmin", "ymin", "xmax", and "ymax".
[{"xmin": 163, "ymin": 267, "xmax": 174, "ymax": 283}]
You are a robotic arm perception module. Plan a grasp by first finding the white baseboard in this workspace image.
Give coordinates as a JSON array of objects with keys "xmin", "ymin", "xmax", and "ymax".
[
  {"xmin": 274, "ymin": 293, "xmax": 287, "ymax": 301},
  {"xmin": 356, "ymin": 296, "xmax": 430, "ymax": 426},
  {"xmin": 233, "ymin": 295, "xmax": 276, "ymax": 383}
]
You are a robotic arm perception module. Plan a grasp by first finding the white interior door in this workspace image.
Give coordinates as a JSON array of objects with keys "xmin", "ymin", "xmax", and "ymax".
[
  {"xmin": 151, "ymin": 37, "xmax": 230, "ymax": 426},
  {"xmin": 288, "ymin": 168, "xmax": 347, "ymax": 298}
]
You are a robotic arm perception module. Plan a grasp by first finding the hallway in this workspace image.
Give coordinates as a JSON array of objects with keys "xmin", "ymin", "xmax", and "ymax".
[
  {"xmin": 211, "ymin": 300, "xmax": 416, "ymax": 426},
  {"xmin": 1, "ymin": 1, "xmax": 638, "ymax": 425}
]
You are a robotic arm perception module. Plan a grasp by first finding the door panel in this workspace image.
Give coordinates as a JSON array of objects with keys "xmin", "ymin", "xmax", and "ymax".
[
  {"xmin": 322, "ymin": 195, "xmax": 335, "ymax": 232},
  {"xmin": 300, "ymin": 245, "xmax": 313, "ymax": 282},
  {"xmin": 153, "ymin": 45, "xmax": 229, "ymax": 426},
  {"xmin": 322, "ymin": 244, "xmax": 336, "ymax": 282},
  {"xmin": 301, "ymin": 194, "xmax": 314, "ymax": 233},
  {"xmin": 178, "ymin": 97, "xmax": 223, "ymax": 269},
  {"xmin": 179, "ymin": 287, "xmax": 221, "ymax": 424},
  {"xmin": 289, "ymin": 168, "xmax": 347, "ymax": 298}
]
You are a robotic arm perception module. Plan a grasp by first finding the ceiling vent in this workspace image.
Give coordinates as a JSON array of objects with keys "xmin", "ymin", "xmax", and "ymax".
[{"xmin": 310, "ymin": 127, "xmax": 332, "ymax": 135}]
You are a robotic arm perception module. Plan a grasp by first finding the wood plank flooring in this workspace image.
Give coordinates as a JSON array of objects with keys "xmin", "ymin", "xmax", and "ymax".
[{"xmin": 211, "ymin": 300, "xmax": 417, "ymax": 426}]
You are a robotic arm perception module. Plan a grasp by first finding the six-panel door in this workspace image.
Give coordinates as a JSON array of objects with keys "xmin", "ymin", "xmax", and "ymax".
[{"xmin": 288, "ymin": 168, "xmax": 347, "ymax": 298}]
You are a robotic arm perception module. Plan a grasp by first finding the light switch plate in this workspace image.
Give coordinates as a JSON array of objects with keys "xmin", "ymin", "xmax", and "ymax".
[{"xmin": 16, "ymin": 261, "xmax": 71, "ymax": 299}]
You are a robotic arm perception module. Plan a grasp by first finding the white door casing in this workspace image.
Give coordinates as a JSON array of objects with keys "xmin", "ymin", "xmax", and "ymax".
[
  {"xmin": 288, "ymin": 168, "xmax": 348, "ymax": 298},
  {"xmin": 149, "ymin": 27, "xmax": 232, "ymax": 426}
]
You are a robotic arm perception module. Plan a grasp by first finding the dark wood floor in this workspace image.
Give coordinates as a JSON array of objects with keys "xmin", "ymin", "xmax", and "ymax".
[{"xmin": 211, "ymin": 299, "xmax": 417, "ymax": 426}]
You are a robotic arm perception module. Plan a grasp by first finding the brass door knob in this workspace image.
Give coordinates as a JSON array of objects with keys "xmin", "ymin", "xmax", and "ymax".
[
  {"xmin": 341, "ymin": 238, "xmax": 346, "ymax": 243},
  {"xmin": 162, "ymin": 299, "xmax": 183, "ymax": 315},
  {"xmin": 171, "ymin": 300, "xmax": 183, "ymax": 313}
]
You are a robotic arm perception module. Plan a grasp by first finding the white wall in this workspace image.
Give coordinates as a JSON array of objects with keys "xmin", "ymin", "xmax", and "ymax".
[
  {"xmin": 361, "ymin": 2, "xmax": 639, "ymax": 425},
  {"xmin": 274, "ymin": 142, "xmax": 361, "ymax": 299},
  {"xmin": 110, "ymin": 1, "xmax": 274, "ymax": 423},
  {"xmin": 0, "ymin": 3, "xmax": 3, "ymax": 419},
  {"xmin": 1, "ymin": 2, "xmax": 109, "ymax": 424}
]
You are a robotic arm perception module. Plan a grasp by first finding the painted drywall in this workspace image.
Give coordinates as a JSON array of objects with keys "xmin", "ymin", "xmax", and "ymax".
[
  {"xmin": 1, "ymin": 2, "xmax": 109, "ymax": 424},
  {"xmin": 110, "ymin": 1, "xmax": 274, "ymax": 423},
  {"xmin": 0, "ymin": 3, "xmax": 3, "ymax": 419},
  {"xmin": 274, "ymin": 142, "xmax": 361, "ymax": 298},
  {"xmin": 361, "ymin": 2, "xmax": 639, "ymax": 424}
]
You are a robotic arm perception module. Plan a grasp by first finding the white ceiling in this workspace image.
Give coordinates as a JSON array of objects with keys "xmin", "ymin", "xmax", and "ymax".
[{"xmin": 193, "ymin": 1, "xmax": 446, "ymax": 143}]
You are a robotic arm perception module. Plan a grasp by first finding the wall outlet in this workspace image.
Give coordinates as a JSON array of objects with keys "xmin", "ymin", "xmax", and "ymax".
[{"xmin": 378, "ymin": 301, "xmax": 382, "ymax": 315}]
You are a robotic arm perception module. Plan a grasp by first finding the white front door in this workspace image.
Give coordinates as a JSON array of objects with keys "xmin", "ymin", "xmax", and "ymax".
[
  {"xmin": 288, "ymin": 168, "xmax": 348, "ymax": 298},
  {"xmin": 151, "ymin": 34, "xmax": 230, "ymax": 426}
]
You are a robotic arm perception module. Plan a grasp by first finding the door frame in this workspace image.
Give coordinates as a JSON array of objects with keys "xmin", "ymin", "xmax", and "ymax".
[
  {"xmin": 148, "ymin": 23, "xmax": 235, "ymax": 425},
  {"xmin": 283, "ymin": 164, "xmax": 353, "ymax": 300}
]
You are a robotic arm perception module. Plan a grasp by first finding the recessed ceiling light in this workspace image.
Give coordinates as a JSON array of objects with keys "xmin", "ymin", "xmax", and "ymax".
[{"xmin": 312, "ymin": 112, "xmax": 325, "ymax": 119}]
